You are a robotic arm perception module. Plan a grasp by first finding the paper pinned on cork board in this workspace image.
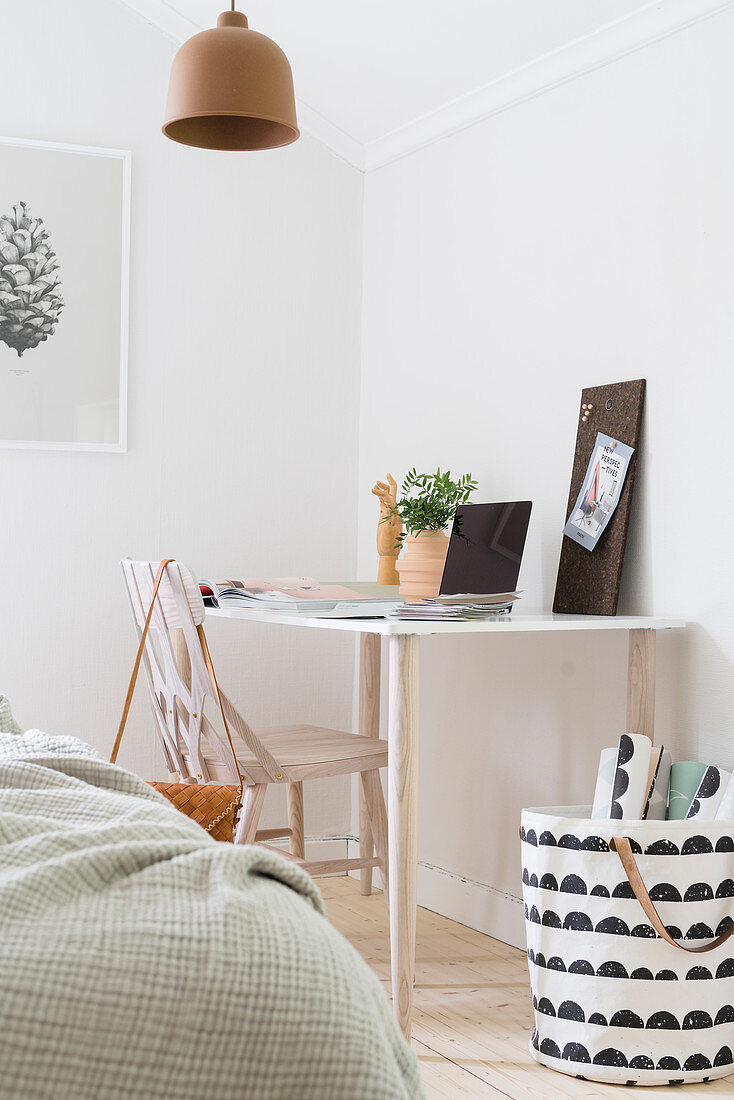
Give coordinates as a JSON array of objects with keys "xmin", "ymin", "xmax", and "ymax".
[{"xmin": 563, "ymin": 432, "xmax": 634, "ymax": 552}]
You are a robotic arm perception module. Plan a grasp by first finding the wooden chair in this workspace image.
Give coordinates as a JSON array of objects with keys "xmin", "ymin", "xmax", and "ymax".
[{"xmin": 120, "ymin": 560, "xmax": 389, "ymax": 893}]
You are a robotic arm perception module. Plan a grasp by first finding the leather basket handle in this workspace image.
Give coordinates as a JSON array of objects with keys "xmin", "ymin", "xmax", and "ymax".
[{"xmin": 611, "ymin": 836, "xmax": 734, "ymax": 954}]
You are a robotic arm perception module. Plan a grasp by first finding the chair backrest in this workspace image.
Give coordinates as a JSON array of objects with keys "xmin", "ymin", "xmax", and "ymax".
[{"xmin": 120, "ymin": 560, "xmax": 286, "ymax": 785}]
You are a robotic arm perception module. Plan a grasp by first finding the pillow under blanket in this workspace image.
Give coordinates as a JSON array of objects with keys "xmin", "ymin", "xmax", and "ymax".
[{"xmin": 0, "ymin": 699, "xmax": 423, "ymax": 1100}]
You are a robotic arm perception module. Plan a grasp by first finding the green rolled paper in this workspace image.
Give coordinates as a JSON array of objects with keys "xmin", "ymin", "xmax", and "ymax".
[{"xmin": 667, "ymin": 761, "xmax": 707, "ymax": 820}]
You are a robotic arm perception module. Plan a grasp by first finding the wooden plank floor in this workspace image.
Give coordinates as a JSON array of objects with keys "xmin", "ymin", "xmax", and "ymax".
[{"xmin": 321, "ymin": 877, "xmax": 734, "ymax": 1098}]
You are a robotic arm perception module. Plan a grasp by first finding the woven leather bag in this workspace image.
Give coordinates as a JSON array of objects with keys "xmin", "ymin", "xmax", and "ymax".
[
  {"xmin": 111, "ymin": 559, "xmax": 243, "ymax": 843},
  {"xmin": 151, "ymin": 781, "xmax": 240, "ymax": 842}
]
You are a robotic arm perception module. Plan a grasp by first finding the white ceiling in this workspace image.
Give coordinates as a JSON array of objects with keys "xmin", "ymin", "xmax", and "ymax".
[{"xmin": 122, "ymin": 0, "xmax": 726, "ymax": 168}]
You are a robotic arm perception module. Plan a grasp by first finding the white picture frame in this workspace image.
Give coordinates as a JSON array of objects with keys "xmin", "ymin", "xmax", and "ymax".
[{"xmin": 0, "ymin": 136, "xmax": 130, "ymax": 452}]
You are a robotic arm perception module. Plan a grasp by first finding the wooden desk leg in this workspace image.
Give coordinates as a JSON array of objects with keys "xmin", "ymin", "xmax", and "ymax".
[
  {"xmin": 359, "ymin": 634, "xmax": 382, "ymax": 895},
  {"xmin": 627, "ymin": 629, "xmax": 656, "ymax": 740},
  {"xmin": 388, "ymin": 633, "xmax": 419, "ymax": 1040}
]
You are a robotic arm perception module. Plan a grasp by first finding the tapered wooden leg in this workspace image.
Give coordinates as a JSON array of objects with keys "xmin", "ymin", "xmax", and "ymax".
[
  {"xmin": 287, "ymin": 781, "xmax": 305, "ymax": 859},
  {"xmin": 627, "ymin": 629, "xmax": 656, "ymax": 740},
  {"xmin": 387, "ymin": 633, "xmax": 419, "ymax": 1040},
  {"xmin": 359, "ymin": 634, "xmax": 381, "ymax": 894},
  {"xmin": 360, "ymin": 768, "xmax": 389, "ymax": 907},
  {"xmin": 234, "ymin": 784, "xmax": 267, "ymax": 845}
]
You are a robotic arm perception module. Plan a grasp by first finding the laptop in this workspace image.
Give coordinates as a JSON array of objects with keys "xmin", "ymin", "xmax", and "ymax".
[{"xmin": 440, "ymin": 501, "xmax": 532, "ymax": 596}]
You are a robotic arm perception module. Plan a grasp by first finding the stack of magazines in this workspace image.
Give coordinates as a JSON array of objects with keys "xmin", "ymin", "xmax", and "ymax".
[
  {"xmin": 200, "ymin": 577, "xmax": 400, "ymax": 618},
  {"xmin": 389, "ymin": 592, "xmax": 520, "ymax": 621}
]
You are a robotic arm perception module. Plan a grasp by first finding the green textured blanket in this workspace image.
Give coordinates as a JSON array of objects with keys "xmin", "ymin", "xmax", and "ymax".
[{"xmin": 0, "ymin": 699, "xmax": 423, "ymax": 1099}]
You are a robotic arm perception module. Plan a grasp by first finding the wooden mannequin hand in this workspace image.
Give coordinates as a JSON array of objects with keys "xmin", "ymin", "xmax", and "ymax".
[{"xmin": 372, "ymin": 474, "xmax": 402, "ymax": 559}]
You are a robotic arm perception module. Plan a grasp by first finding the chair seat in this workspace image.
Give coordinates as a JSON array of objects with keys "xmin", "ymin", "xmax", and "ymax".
[{"xmin": 201, "ymin": 724, "xmax": 388, "ymax": 784}]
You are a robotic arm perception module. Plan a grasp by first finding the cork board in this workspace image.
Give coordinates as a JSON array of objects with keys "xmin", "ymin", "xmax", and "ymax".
[{"xmin": 553, "ymin": 379, "xmax": 645, "ymax": 616}]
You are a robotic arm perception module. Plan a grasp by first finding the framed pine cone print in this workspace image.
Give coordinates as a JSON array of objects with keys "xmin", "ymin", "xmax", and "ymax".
[{"xmin": 0, "ymin": 137, "xmax": 129, "ymax": 451}]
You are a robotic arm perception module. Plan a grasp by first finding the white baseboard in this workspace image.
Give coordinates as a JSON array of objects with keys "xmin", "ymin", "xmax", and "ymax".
[
  {"xmin": 415, "ymin": 860, "xmax": 525, "ymax": 950},
  {"xmin": 343, "ymin": 837, "xmax": 525, "ymax": 950}
]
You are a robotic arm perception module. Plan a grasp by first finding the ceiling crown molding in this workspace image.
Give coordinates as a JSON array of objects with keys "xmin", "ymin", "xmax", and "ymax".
[
  {"xmin": 119, "ymin": 0, "xmax": 733, "ymax": 174},
  {"xmin": 363, "ymin": 0, "xmax": 734, "ymax": 172}
]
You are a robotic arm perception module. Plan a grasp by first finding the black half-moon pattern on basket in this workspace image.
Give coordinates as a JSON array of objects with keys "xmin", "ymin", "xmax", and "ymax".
[
  {"xmin": 716, "ymin": 879, "xmax": 734, "ymax": 898},
  {"xmin": 568, "ymin": 959, "xmax": 595, "ymax": 975},
  {"xmin": 546, "ymin": 956, "xmax": 566, "ymax": 972},
  {"xmin": 683, "ymin": 1054, "xmax": 712, "ymax": 1071},
  {"xmin": 595, "ymin": 916, "xmax": 630, "ymax": 936},
  {"xmin": 682, "ymin": 1010, "xmax": 713, "ymax": 1029},
  {"xmin": 714, "ymin": 1005, "xmax": 734, "ymax": 1025},
  {"xmin": 532, "ymin": 1032, "xmax": 734, "ymax": 1074},
  {"xmin": 684, "ymin": 882, "xmax": 714, "ymax": 902},
  {"xmin": 645, "ymin": 839, "xmax": 679, "ymax": 855},
  {"xmin": 539, "ymin": 830, "xmax": 556, "ymax": 846},
  {"xmin": 611, "ymin": 881, "xmax": 636, "ymax": 899},
  {"xmin": 581, "ymin": 835, "xmax": 609, "ymax": 852},
  {"xmin": 609, "ymin": 1009, "xmax": 644, "ymax": 1028},
  {"xmin": 629, "ymin": 1055, "xmax": 655, "ymax": 1070},
  {"xmin": 593, "ymin": 1048, "xmax": 628, "ymax": 1068},
  {"xmin": 716, "ymin": 958, "xmax": 734, "ymax": 977},
  {"xmin": 590, "ymin": 884, "xmax": 610, "ymax": 897},
  {"xmin": 717, "ymin": 916, "xmax": 734, "ymax": 936},
  {"xmin": 656, "ymin": 1056, "xmax": 680, "ymax": 1070},
  {"xmin": 647, "ymin": 1011, "xmax": 680, "ymax": 1030},
  {"xmin": 686, "ymin": 966, "xmax": 713, "ymax": 980},
  {"xmin": 631, "ymin": 923, "xmax": 656, "ymax": 938},
  {"xmin": 562, "ymin": 1042, "xmax": 591, "ymax": 1063},
  {"xmin": 558, "ymin": 833, "xmax": 581, "ymax": 850},
  {"xmin": 649, "ymin": 882, "xmax": 682, "ymax": 902},
  {"xmin": 564, "ymin": 911, "xmax": 593, "ymax": 932},
  {"xmin": 681, "ymin": 835, "xmax": 714, "ymax": 855},
  {"xmin": 558, "ymin": 1000, "xmax": 585, "ymax": 1022},
  {"xmin": 560, "ymin": 874, "xmax": 587, "ymax": 895},
  {"xmin": 596, "ymin": 960, "xmax": 628, "ymax": 978},
  {"xmin": 542, "ymin": 910, "xmax": 562, "ymax": 928},
  {"xmin": 716, "ymin": 836, "xmax": 734, "ymax": 852},
  {"xmin": 630, "ymin": 967, "xmax": 654, "ymax": 980},
  {"xmin": 686, "ymin": 922, "xmax": 715, "ymax": 940},
  {"xmin": 588, "ymin": 1011, "xmax": 607, "ymax": 1026},
  {"xmin": 539, "ymin": 873, "xmax": 558, "ymax": 890}
]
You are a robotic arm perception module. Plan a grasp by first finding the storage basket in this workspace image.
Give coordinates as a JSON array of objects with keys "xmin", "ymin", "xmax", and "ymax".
[{"xmin": 521, "ymin": 805, "xmax": 734, "ymax": 1086}]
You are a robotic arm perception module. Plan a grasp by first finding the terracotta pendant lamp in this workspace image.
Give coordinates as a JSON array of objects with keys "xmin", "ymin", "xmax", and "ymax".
[{"xmin": 162, "ymin": 3, "xmax": 299, "ymax": 151}]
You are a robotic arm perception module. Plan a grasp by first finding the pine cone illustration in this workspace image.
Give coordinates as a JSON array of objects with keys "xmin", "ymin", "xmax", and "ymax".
[{"xmin": 0, "ymin": 201, "xmax": 64, "ymax": 357}]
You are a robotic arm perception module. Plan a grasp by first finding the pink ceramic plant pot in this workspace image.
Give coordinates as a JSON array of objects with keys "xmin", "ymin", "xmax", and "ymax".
[{"xmin": 396, "ymin": 530, "xmax": 450, "ymax": 602}]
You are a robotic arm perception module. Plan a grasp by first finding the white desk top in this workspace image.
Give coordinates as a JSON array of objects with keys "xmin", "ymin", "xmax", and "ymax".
[{"xmin": 206, "ymin": 606, "xmax": 685, "ymax": 637}]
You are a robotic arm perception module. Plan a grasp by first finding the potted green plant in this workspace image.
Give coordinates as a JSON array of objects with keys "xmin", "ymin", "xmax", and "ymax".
[{"xmin": 386, "ymin": 468, "xmax": 478, "ymax": 600}]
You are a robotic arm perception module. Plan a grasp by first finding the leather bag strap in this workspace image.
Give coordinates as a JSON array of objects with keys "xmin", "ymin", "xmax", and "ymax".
[
  {"xmin": 111, "ymin": 559, "xmax": 174, "ymax": 766},
  {"xmin": 611, "ymin": 836, "xmax": 734, "ymax": 953}
]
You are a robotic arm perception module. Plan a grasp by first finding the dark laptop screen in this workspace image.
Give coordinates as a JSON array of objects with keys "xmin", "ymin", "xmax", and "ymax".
[{"xmin": 440, "ymin": 502, "xmax": 532, "ymax": 595}]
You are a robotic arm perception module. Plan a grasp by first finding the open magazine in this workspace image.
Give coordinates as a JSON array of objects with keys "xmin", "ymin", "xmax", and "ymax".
[{"xmin": 200, "ymin": 577, "xmax": 400, "ymax": 617}]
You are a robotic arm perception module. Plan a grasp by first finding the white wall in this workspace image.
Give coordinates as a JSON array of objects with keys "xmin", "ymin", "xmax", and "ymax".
[
  {"xmin": 359, "ymin": 10, "xmax": 734, "ymax": 944},
  {"xmin": 0, "ymin": 0, "xmax": 363, "ymax": 838}
]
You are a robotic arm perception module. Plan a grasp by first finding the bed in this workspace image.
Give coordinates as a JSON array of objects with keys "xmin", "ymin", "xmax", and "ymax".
[{"xmin": 0, "ymin": 697, "xmax": 423, "ymax": 1099}]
